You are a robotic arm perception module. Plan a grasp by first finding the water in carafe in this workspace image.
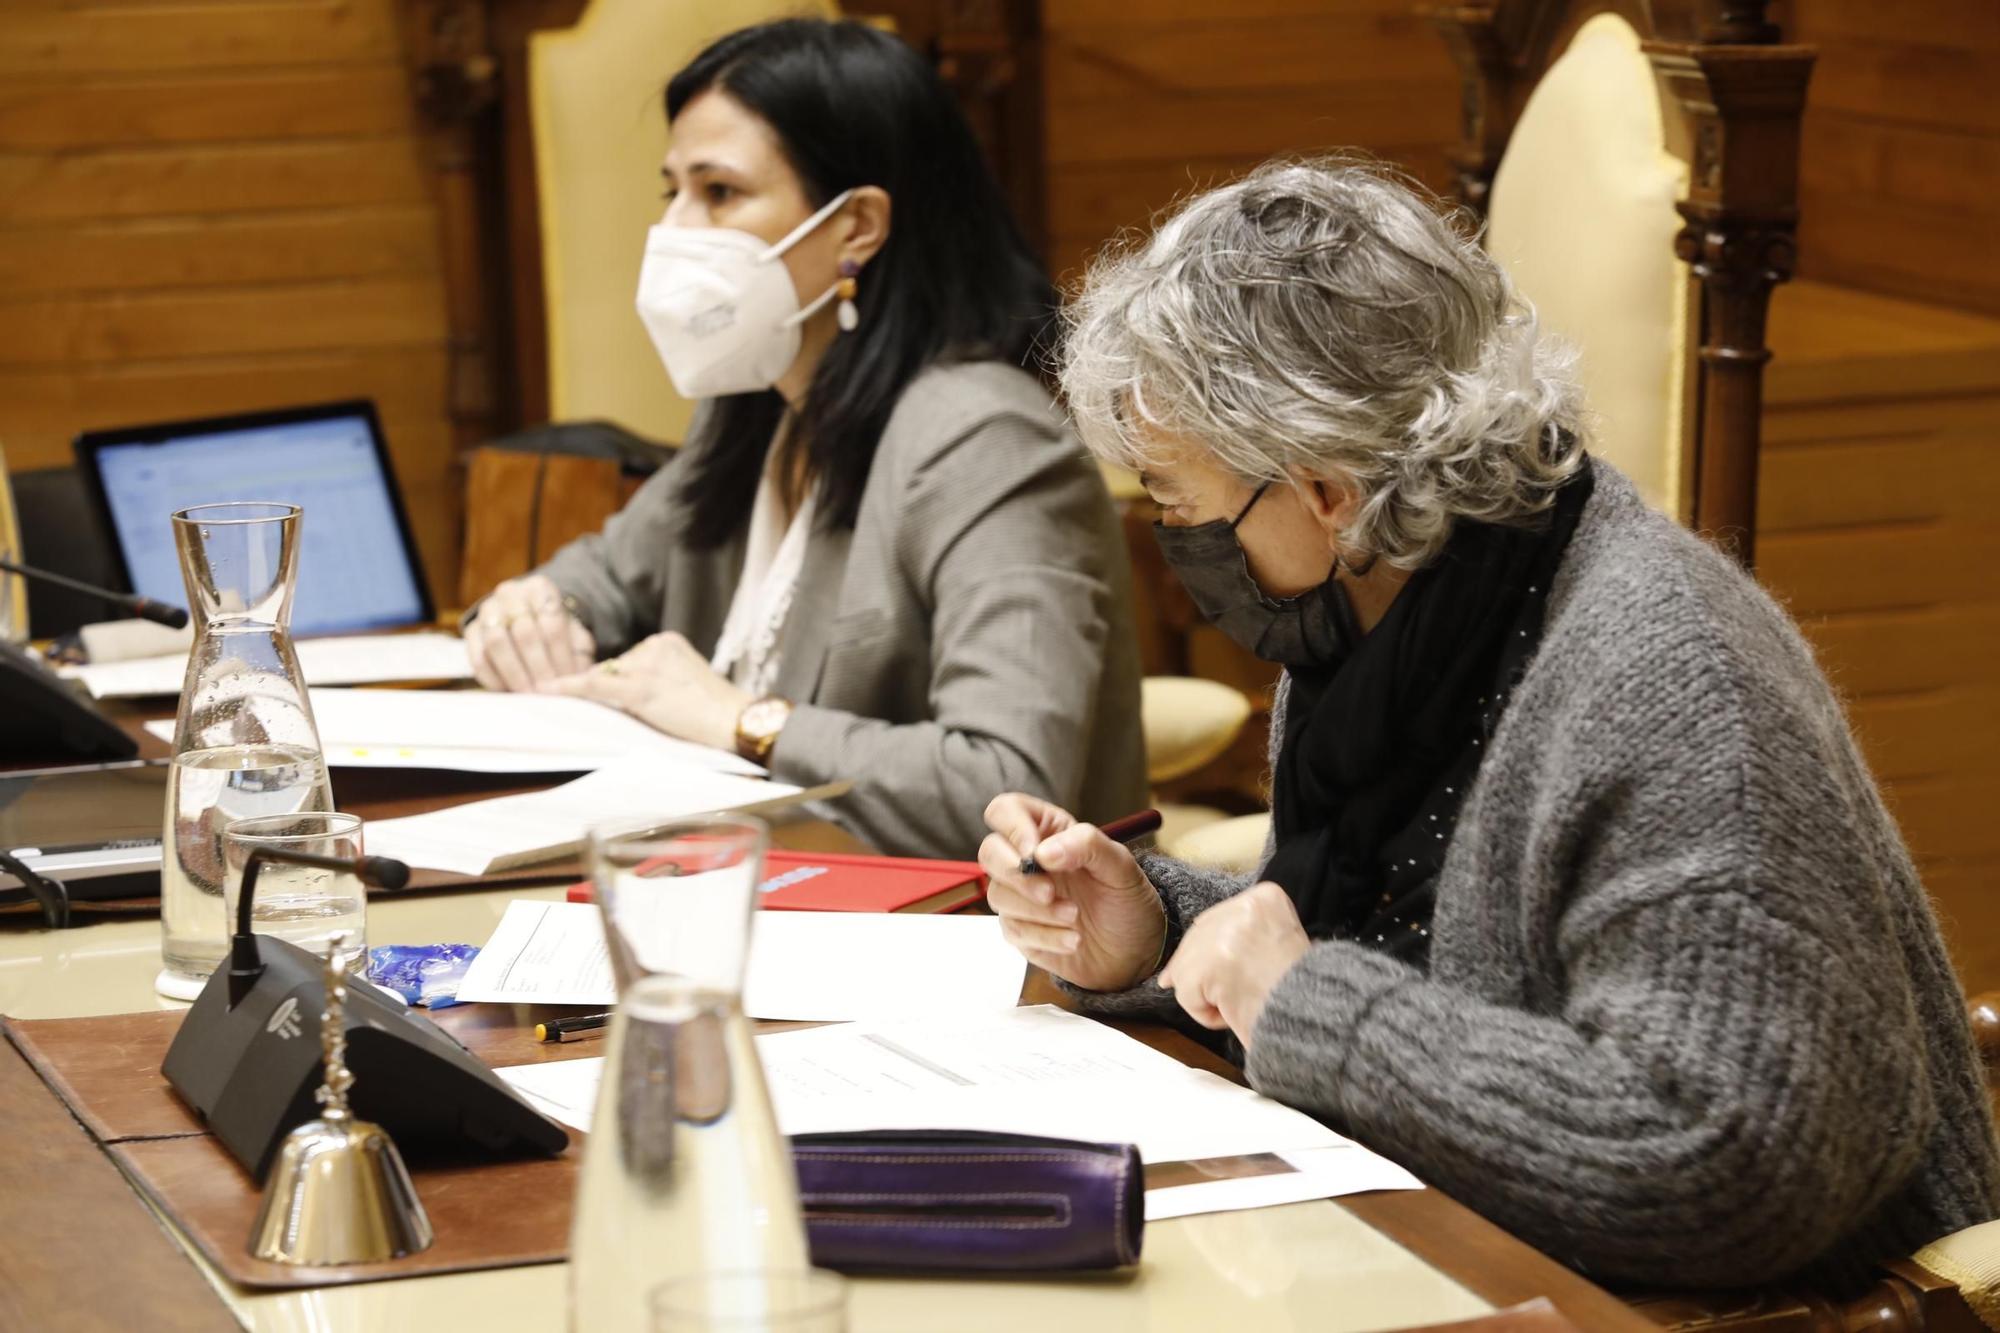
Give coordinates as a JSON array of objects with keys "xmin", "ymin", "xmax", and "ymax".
[
  {"xmin": 161, "ymin": 741, "xmax": 332, "ymax": 980},
  {"xmin": 158, "ymin": 503, "xmax": 336, "ymax": 999}
]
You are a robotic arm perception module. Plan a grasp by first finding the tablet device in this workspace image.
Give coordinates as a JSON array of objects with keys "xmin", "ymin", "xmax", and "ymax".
[
  {"xmin": 75, "ymin": 400, "xmax": 434, "ymax": 637},
  {"xmin": 0, "ymin": 761, "xmax": 165, "ymax": 897}
]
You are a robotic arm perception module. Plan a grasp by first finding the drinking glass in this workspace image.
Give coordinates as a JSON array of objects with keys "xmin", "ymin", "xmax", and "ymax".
[
  {"xmin": 160, "ymin": 501, "xmax": 333, "ymax": 998},
  {"xmin": 222, "ymin": 812, "xmax": 368, "ymax": 974},
  {"xmin": 568, "ymin": 815, "xmax": 809, "ymax": 1333},
  {"xmin": 651, "ymin": 1270, "xmax": 847, "ymax": 1333}
]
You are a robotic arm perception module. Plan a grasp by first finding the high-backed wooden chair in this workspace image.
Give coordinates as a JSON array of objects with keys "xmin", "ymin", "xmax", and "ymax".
[
  {"xmin": 1430, "ymin": 0, "xmax": 1812, "ymax": 569},
  {"xmin": 1482, "ymin": 11, "xmax": 1692, "ymax": 516},
  {"xmin": 527, "ymin": 0, "xmax": 835, "ymax": 445}
]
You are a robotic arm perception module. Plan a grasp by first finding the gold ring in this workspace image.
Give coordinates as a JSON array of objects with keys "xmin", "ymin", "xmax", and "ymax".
[{"xmin": 597, "ymin": 660, "xmax": 621, "ymax": 676}]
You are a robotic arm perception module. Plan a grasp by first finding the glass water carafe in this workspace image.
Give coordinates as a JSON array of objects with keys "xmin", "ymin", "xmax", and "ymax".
[
  {"xmin": 570, "ymin": 815, "xmax": 809, "ymax": 1333},
  {"xmin": 158, "ymin": 502, "xmax": 334, "ymax": 1000}
]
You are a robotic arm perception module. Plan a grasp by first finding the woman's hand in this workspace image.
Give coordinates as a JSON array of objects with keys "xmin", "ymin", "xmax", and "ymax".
[
  {"xmin": 1159, "ymin": 882, "xmax": 1311, "ymax": 1047},
  {"xmin": 979, "ymin": 793, "xmax": 1168, "ymax": 993},
  {"xmin": 546, "ymin": 631, "xmax": 751, "ymax": 753},
  {"xmin": 466, "ymin": 575, "xmax": 596, "ymax": 692}
]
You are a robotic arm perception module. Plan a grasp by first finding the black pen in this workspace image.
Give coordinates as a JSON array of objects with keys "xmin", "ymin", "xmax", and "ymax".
[
  {"xmin": 535, "ymin": 1012, "xmax": 611, "ymax": 1043},
  {"xmin": 1018, "ymin": 808, "xmax": 1164, "ymax": 876}
]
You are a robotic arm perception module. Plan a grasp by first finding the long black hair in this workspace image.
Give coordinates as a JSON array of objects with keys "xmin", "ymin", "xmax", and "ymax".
[{"xmin": 664, "ymin": 18, "xmax": 1056, "ymax": 548}]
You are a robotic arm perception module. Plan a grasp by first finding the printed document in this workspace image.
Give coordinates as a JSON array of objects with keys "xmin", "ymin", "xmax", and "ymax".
[
  {"xmin": 496, "ymin": 1005, "xmax": 1374, "ymax": 1167},
  {"xmin": 363, "ymin": 765, "xmax": 813, "ymax": 876},
  {"xmin": 145, "ymin": 688, "xmax": 763, "ymax": 776},
  {"xmin": 70, "ymin": 631, "xmax": 473, "ymax": 698},
  {"xmin": 456, "ymin": 899, "xmax": 1027, "ymax": 1021}
]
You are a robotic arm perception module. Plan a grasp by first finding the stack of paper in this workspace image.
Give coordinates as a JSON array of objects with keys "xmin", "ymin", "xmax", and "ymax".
[
  {"xmin": 455, "ymin": 899, "xmax": 1028, "ymax": 1021},
  {"xmin": 69, "ymin": 631, "xmax": 473, "ymax": 699},
  {"xmin": 307, "ymin": 689, "xmax": 762, "ymax": 775},
  {"xmin": 495, "ymin": 1005, "xmax": 1422, "ymax": 1220},
  {"xmin": 362, "ymin": 763, "xmax": 817, "ymax": 876},
  {"xmin": 143, "ymin": 688, "xmax": 762, "ymax": 777}
]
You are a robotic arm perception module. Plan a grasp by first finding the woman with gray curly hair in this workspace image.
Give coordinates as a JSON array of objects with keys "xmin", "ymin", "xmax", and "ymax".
[{"xmin": 978, "ymin": 159, "xmax": 1998, "ymax": 1292}]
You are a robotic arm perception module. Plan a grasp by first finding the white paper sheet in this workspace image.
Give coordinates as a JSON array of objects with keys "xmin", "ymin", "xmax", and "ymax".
[
  {"xmin": 455, "ymin": 899, "xmax": 1027, "ymax": 1020},
  {"xmin": 1142, "ymin": 1146, "xmax": 1423, "ymax": 1221},
  {"xmin": 362, "ymin": 763, "xmax": 808, "ymax": 876},
  {"xmin": 495, "ymin": 1005, "xmax": 1369, "ymax": 1170},
  {"xmin": 304, "ymin": 688, "xmax": 762, "ymax": 775},
  {"xmin": 68, "ymin": 631, "xmax": 473, "ymax": 698}
]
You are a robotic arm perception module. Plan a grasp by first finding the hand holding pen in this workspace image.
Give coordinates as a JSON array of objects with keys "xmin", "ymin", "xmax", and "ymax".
[{"xmin": 977, "ymin": 797, "xmax": 1170, "ymax": 994}]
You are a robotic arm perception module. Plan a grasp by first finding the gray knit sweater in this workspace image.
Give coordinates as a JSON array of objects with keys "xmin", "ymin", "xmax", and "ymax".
[{"xmin": 1077, "ymin": 464, "xmax": 2000, "ymax": 1292}]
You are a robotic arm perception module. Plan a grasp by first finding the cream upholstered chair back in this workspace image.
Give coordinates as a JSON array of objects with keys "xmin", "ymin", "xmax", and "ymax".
[
  {"xmin": 528, "ymin": 0, "xmax": 836, "ymax": 443},
  {"xmin": 1483, "ymin": 13, "xmax": 1692, "ymax": 516},
  {"xmin": 0, "ymin": 447, "xmax": 24, "ymax": 641}
]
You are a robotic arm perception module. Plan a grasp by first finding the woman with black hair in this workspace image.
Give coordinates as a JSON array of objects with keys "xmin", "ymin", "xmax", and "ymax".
[{"xmin": 464, "ymin": 17, "xmax": 1146, "ymax": 857}]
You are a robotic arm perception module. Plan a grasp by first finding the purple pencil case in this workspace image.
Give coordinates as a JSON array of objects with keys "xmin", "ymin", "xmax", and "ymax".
[{"xmin": 791, "ymin": 1129, "xmax": 1145, "ymax": 1274}]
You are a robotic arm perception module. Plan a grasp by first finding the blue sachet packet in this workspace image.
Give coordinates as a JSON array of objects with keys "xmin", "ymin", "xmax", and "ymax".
[{"xmin": 366, "ymin": 943, "xmax": 480, "ymax": 1008}]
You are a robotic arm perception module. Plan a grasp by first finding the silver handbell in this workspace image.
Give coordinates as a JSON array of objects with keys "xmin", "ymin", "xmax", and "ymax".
[{"xmin": 250, "ymin": 936, "xmax": 435, "ymax": 1265}]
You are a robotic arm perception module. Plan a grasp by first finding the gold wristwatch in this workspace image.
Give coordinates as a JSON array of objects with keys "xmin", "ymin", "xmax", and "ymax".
[{"xmin": 734, "ymin": 695, "xmax": 794, "ymax": 765}]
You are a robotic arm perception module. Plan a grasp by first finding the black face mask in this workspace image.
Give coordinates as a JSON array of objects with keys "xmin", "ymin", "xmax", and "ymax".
[{"xmin": 1152, "ymin": 483, "xmax": 1360, "ymax": 669}]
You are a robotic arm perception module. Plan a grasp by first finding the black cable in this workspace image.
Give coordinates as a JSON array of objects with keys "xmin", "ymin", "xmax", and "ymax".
[{"xmin": 0, "ymin": 848, "xmax": 70, "ymax": 929}]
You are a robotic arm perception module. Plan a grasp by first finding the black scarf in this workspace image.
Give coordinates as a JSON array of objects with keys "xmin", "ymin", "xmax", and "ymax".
[{"xmin": 1261, "ymin": 458, "xmax": 1595, "ymax": 967}]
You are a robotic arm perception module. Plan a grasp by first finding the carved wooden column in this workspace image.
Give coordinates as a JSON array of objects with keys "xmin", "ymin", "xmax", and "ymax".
[
  {"xmin": 400, "ymin": 0, "xmax": 505, "ymax": 453},
  {"xmin": 1428, "ymin": 5, "xmax": 1512, "ymax": 220},
  {"xmin": 1645, "ymin": 31, "xmax": 1813, "ymax": 568},
  {"xmin": 855, "ymin": 0, "xmax": 1047, "ymax": 261}
]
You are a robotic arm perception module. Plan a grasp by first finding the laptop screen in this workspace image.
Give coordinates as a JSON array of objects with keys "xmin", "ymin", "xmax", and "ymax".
[{"xmin": 88, "ymin": 406, "xmax": 430, "ymax": 637}]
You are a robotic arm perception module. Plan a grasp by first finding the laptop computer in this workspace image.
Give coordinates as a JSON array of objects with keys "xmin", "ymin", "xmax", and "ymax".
[{"xmin": 74, "ymin": 400, "xmax": 434, "ymax": 637}]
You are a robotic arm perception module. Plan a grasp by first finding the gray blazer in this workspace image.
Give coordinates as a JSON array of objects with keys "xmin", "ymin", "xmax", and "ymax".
[{"xmin": 536, "ymin": 360, "xmax": 1148, "ymax": 858}]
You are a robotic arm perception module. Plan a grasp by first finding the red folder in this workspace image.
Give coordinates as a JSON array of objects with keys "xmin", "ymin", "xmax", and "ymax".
[{"xmin": 564, "ymin": 850, "xmax": 986, "ymax": 914}]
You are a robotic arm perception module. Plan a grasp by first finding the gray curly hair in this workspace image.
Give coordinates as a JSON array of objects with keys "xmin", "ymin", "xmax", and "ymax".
[{"xmin": 1059, "ymin": 157, "xmax": 1586, "ymax": 569}]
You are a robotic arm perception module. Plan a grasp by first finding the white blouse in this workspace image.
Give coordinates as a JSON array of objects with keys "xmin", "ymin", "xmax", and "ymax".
[{"xmin": 708, "ymin": 438, "xmax": 816, "ymax": 699}]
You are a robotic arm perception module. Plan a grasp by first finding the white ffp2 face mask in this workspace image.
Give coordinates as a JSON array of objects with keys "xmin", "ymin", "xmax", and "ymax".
[{"xmin": 634, "ymin": 188, "xmax": 854, "ymax": 399}]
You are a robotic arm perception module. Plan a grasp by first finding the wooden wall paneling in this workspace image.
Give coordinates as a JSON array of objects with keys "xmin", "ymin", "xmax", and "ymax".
[
  {"xmin": 0, "ymin": 208, "xmax": 442, "ymax": 297},
  {"xmin": 0, "ymin": 350, "xmax": 449, "ymax": 457},
  {"xmin": 1759, "ymin": 283, "xmax": 2000, "ymax": 991},
  {"xmin": 0, "ymin": 277, "xmax": 450, "ymax": 368},
  {"xmin": 1803, "ymin": 607, "xmax": 2000, "ymax": 701},
  {"xmin": 0, "ymin": 2, "xmax": 402, "ymax": 75},
  {"xmin": 0, "ymin": 69, "xmax": 420, "ymax": 149},
  {"xmin": 1045, "ymin": 87, "xmax": 1456, "ymax": 168},
  {"xmin": 1045, "ymin": 12, "xmax": 1458, "ymax": 97},
  {"xmin": 1922, "ymin": 856, "xmax": 2000, "ymax": 995},
  {"xmin": 1795, "ymin": 190, "xmax": 2000, "ymax": 318},
  {"xmin": 1054, "ymin": 0, "xmax": 1423, "ymax": 23},
  {"xmin": 0, "ymin": 139, "xmax": 435, "ymax": 225},
  {"xmin": 0, "ymin": 0, "xmax": 465, "ymax": 602},
  {"xmin": 1041, "ymin": 0, "xmax": 1456, "ymax": 284},
  {"xmin": 1782, "ymin": 0, "xmax": 2000, "ymax": 316}
]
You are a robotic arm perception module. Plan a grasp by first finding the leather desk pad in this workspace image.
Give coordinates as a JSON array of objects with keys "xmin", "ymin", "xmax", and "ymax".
[{"xmin": 2, "ymin": 1004, "xmax": 593, "ymax": 1290}]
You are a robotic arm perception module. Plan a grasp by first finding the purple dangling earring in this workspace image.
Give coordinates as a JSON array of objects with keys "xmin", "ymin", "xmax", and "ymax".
[{"xmin": 836, "ymin": 259, "xmax": 860, "ymax": 332}]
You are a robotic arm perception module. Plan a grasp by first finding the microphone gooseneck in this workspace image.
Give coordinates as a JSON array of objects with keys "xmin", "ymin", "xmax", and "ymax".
[
  {"xmin": 0, "ymin": 556, "xmax": 190, "ymax": 629},
  {"xmin": 225, "ymin": 845, "xmax": 413, "ymax": 1008}
]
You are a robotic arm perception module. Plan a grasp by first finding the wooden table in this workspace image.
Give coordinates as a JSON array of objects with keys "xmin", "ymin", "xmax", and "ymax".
[{"xmin": 0, "ymin": 709, "xmax": 1656, "ymax": 1332}]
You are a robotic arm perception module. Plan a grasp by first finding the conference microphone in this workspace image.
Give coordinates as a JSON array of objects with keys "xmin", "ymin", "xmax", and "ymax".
[
  {"xmin": 0, "ymin": 556, "xmax": 189, "ymax": 629},
  {"xmin": 227, "ymin": 846, "xmax": 411, "ymax": 1007}
]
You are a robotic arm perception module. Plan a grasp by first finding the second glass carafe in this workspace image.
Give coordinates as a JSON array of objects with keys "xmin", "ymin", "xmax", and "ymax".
[{"xmin": 569, "ymin": 814, "xmax": 809, "ymax": 1333}]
